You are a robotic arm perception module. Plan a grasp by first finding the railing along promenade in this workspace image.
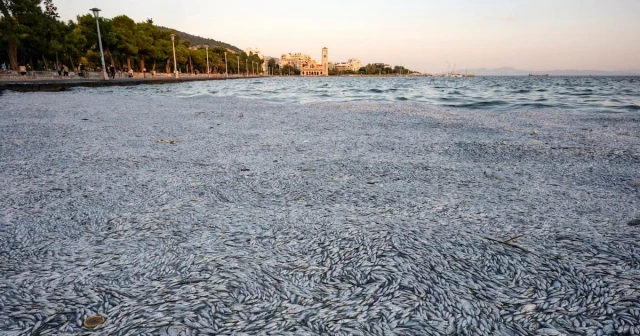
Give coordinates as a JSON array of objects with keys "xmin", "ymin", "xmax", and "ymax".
[{"xmin": 0, "ymin": 71, "xmax": 264, "ymax": 92}]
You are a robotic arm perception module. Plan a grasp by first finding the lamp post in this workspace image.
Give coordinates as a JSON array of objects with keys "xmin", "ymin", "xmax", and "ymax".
[
  {"xmin": 236, "ymin": 56, "xmax": 239, "ymax": 76},
  {"xmin": 205, "ymin": 44, "xmax": 209, "ymax": 78},
  {"xmin": 170, "ymin": 34, "xmax": 178, "ymax": 78},
  {"xmin": 89, "ymin": 8, "xmax": 108, "ymax": 80},
  {"xmin": 224, "ymin": 52, "xmax": 228, "ymax": 77}
]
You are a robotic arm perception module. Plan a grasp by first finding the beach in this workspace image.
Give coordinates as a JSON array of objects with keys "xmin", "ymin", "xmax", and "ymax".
[{"xmin": 1, "ymin": 90, "xmax": 639, "ymax": 335}]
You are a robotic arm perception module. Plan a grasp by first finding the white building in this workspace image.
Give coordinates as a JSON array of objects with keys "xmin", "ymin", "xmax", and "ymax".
[
  {"xmin": 334, "ymin": 58, "xmax": 362, "ymax": 72},
  {"xmin": 244, "ymin": 48, "xmax": 267, "ymax": 74},
  {"xmin": 244, "ymin": 48, "xmax": 264, "ymax": 59},
  {"xmin": 280, "ymin": 53, "xmax": 312, "ymax": 69}
]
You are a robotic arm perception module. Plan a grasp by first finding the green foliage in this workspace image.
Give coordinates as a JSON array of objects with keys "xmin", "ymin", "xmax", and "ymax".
[
  {"xmin": 112, "ymin": 15, "xmax": 138, "ymax": 57},
  {"xmin": 0, "ymin": 0, "xmax": 45, "ymax": 69},
  {"xmin": 157, "ymin": 26, "xmax": 242, "ymax": 53},
  {"xmin": 0, "ymin": 1, "xmax": 248, "ymax": 73},
  {"xmin": 364, "ymin": 64, "xmax": 377, "ymax": 75},
  {"xmin": 280, "ymin": 64, "xmax": 299, "ymax": 75}
]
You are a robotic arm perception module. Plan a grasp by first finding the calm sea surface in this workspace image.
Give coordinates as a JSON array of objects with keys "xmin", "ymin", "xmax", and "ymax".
[{"xmin": 103, "ymin": 76, "xmax": 640, "ymax": 113}]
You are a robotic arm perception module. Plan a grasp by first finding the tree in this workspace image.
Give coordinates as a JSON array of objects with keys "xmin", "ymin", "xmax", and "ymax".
[
  {"xmin": 0, "ymin": 5, "xmax": 251, "ymax": 74},
  {"xmin": 280, "ymin": 64, "xmax": 299, "ymax": 75},
  {"xmin": 74, "ymin": 13, "xmax": 116, "ymax": 69},
  {"xmin": 267, "ymin": 58, "xmax": 276, "ymax": 73},
  {"xmin": 135, "ymin": 19, "xmax": 156, "ymax": 71},
  {"xmin": 0, "ymin": 0, "xmax": 44, "ymax": 70},
  {"xmin": 190, "ymin": 47, "xmax": 206, "ymax": 73},
  {"xmin": 147, "ymin": 22, "xmax": 171, "ymax": 72},
  {"xmin": 112, "ymin": 15, "xmax": 138, "ymax": 69},
  {"xmin": 43, "ymin": 0, "xmax": 57, "ymax": 18},
  {"xmin": 175, "ymin": 43, "xmax": 189, "ymax": 73},
  {"xmin": 63, "ymin": 24, "xmax": 87, "ymax": 67},
  {"xmin": 365, "ymin": 64, "xmax": 377, "ymax": 75}
]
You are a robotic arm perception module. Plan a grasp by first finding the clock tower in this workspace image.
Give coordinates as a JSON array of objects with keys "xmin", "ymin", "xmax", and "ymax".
[{"xmin": 322, "ymin": 47, "xmax": 328, "ymax": 76}]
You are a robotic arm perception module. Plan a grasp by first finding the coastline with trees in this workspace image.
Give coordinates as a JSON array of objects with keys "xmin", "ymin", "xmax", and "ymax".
[
  {"xmin": 0, "ymin": 0, "xmax": 264, "ymax": 75},
  {"xmin": 1, "ymin": 0, "xmax": 413, "ymax": 79}
]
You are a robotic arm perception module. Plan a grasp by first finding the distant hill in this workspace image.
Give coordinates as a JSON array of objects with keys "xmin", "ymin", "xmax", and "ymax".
[
  {"xmin": 158, "ymin": 26, "xmax": 242, "ymax": 53},
  {"xmin": 467, "ymin": 67, "xmax": 640, "ymax": 76}
]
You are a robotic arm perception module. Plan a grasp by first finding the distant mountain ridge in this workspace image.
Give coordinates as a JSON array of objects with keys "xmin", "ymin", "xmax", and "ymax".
[
  {"xmin": 466, "ymin": 67, "xmax": 640, "ymax": 76},
  {"xmin": 158, "ymin": 26, "xmax": 242, "ymax": 52}
]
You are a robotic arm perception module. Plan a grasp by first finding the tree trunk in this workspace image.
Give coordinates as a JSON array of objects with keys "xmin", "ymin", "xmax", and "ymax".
[
  {"xmin": 189, "ymin": 54, "xmax": 193, "ymax": 75},
  {"xmin": 69, "ymin": 55, "xmax": 75, "ymax": 72},
  {"xmin": 127, "ymin": 57, "xmax": 132, "ymax": 71},
  {"xmin": 8, "ymin": 39, "xmax": 18, "ymax": 70},
  {"xmin": 106, "ymin": 50, "xmax": 114, "ymax": 66},
  {"xmin": 152, "ymin": 61, "xmax": 156, "ymax": 72},
  {"xmin": 139, "ymin": 58, "xmax": 145, "ymax": 72},
  {"xmin": 165, "ymin": 59, "xmax": 170, "ymax": 73},
  {"xmin": 42, "ymin": 54, "xmax": 48, "ymax": 70}
]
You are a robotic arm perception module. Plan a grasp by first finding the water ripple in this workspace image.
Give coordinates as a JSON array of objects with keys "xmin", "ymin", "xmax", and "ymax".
[{"xmin": 78, "ymin": 76, "xmax": 640, "ymax": 113}]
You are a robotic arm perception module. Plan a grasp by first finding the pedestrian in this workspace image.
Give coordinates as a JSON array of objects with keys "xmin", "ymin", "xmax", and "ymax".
[
  {"xmin": 79, "ymin": 63, "xmax": 85, "ymax": 77},
  {"xmin": 142, "ymin": 67, "xmax": 146, "ymax": 78},
  {"xmin": 57, "ymin": 63, "xmax": 62, "ymax": 76},
  {"xmin": 63, "ymin": 65, "xmax": 69, "ymax": 77},
  {"xmin": 109, "ymin": 65, "xmax": 116, "ymax": 79},
  {"xmin": 19, "ymin": 65, "xmax": 27, "ymax": 76},
  {"xmin": 2, "ymin": 62, "xmax": 7, "ymax": 72}
]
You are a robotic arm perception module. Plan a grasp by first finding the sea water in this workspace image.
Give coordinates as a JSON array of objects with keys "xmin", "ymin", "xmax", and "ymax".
[{"xmin": 82, "ymin": 76, "xmax": 640, "ymax": 113}]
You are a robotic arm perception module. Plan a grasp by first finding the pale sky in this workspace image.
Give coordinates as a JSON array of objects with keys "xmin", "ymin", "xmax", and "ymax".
[{"xmin": 57, "ymin": 0, "xmax": 640, "ymax": 73}]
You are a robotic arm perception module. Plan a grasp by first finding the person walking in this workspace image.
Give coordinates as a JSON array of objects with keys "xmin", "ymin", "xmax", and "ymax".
[
  {"xmin": 19, "ymin": 65, "xmax": 27, "ymax": 76},
  {"xmin": 62, "ymin": 65, "xmax": 69, "ymax": 77},
  {"xmin": 109, "ymin": 64, "xmax": 116, "ymax": 79},
  {"xmin": 56, "ymin": 63, "xmax": 62, "ymax": 76},
  {"xmin": 79, "ymin": 63, "xmax": 85, "ymax": 77},
  {"xmin": 2, "ymin": 62, "xmax": 7, "ymax": 72}
]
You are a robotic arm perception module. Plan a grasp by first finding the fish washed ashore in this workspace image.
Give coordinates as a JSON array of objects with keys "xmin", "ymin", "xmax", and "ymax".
[{"xmin": 1, "ymin": 91, "xmax": 639, "ymax": 335}]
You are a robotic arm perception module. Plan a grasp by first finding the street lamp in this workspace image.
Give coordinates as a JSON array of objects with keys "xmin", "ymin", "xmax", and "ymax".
[
  {"xmin": 205, "ymin": 44, "xmax": 209, "ymax": 78},
  {"xmin": 236, "ymin": 55, "xmax": 239, "ymax": 76},
  {"xmin": 170, "ymin": 34, "xmax": 178, "ymax": 78},
  {"xmin": 89, "ymin": 8, "xmax": 108, "ymax": 80},
  {"xmin": 224, "ymin": 52, "xmax": 228, "ymax": 77}
]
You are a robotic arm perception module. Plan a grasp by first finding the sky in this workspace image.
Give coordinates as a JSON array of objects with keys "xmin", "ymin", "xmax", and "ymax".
[{"xmin": 56, "ymin": 0, "xmax": 640, "ymax": 73}]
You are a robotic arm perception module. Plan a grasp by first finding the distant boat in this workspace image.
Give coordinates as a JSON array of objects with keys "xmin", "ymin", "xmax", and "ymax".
[{"xmin": 529, "ymin": 74, "xmax": 549, "ymax": 77}]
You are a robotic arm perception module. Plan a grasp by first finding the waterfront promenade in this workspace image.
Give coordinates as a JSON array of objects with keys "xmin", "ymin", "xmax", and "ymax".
[{"xmin": 0, "ymin": 71, "xmax": 263, "ymax": 92}]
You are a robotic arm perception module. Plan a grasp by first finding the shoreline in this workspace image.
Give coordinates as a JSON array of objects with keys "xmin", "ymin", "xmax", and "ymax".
[{"xmin": 0, "ymin": 75, "xmax": 263, "ymax": 93}]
